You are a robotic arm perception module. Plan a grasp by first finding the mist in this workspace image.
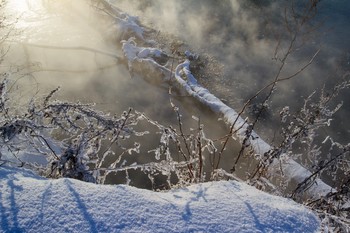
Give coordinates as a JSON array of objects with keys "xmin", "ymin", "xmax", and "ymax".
[
  {"xmin": 2, "ymin": 0, "xmax": 242, "ymax": 168},
  {"xmin": 2, "ymin": 0, "xmax": 349, "ymax": 172},
  {"xmin": 112, "ymin": 0, "xmax": 350, "ymax": 143}
]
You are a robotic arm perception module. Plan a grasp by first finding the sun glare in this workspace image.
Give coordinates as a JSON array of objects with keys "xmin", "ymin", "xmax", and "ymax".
[{"xmin": 9, "ymin": 0, "xmax": 30, "ymax": 12}]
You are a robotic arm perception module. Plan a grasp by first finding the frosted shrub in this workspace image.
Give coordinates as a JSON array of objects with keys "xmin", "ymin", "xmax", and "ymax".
[
  {"xmin": 0, "ymin": 78, "xmax": 226, "ymax": 189},
  {"xmin": 244, "ymin": 79, "xmax": 350, "ymax": 231}
]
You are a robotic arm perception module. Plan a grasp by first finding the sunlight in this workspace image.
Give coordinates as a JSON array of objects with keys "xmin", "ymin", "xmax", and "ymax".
[{"xmin": 9, "ymin": 0, "xmax": 30, "ymax": 12}]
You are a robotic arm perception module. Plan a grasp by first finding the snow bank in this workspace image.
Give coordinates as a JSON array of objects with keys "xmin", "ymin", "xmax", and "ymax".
[{"xmin": 0, "ymin": 166, "xmax": 319, "ymax": 232}]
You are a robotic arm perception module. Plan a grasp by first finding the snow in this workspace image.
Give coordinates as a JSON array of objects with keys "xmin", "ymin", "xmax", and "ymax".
[{"xmin": 0, "ymin": 166, "xmax": 319, "ymax": 232}]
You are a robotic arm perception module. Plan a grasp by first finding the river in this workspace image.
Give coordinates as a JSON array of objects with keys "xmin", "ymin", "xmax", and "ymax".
[
  {"xmin": 2, "ymin": 0, "xmax": 349, "ymax": 188},
  {"xmin": 115, "ymin": 0, "xmax": 350, "ymax": 144}
]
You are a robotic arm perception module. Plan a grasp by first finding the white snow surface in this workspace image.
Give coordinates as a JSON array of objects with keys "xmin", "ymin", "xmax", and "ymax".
[{"xmin": 0, "ymin": 166, "xmax": 319, "ymax": 233}]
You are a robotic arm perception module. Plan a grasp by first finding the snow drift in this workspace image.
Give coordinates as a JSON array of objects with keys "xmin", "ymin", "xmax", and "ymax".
[{"xmin": 0, "ymin": 166, "xmax": 319, "ymax": 232}]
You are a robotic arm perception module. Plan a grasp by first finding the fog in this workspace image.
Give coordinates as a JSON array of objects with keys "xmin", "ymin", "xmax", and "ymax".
[
  {"xmin": 114, "ymin": 0, "xmax": 350, "ymax": 143},
  {"xmin": 1, "ymin": 0, "xmax": 349, "ymax": 186},
  {"xmin": 1, "ymin": 0, "xmax": 245, "ymax": 186},
  {"xmin": 4, "ymin": 0, "xmax": 349, "ymax": 141}
]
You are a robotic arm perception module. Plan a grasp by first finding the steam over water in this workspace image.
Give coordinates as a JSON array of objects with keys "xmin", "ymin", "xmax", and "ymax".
[
  {"xmin": 2, "ymin": 0, "xmax": 243, "ymax": 186},
  {"xmin": 3, "ymin": 0, "xmax": 224, "ymax": 124},
  {"xmin": 114, "ymin": 0, "xmax": 350, "ymax": 144},
  {"xmin": 2, "ymin": 0, "xmax": 349, "ymax": 186}
]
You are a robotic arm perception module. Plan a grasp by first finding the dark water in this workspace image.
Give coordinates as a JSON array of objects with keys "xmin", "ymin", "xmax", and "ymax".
[
  {"xmin": 110, "ymin": 0, "xmax": 350, "ymax": 187},
  {"xmin": 116, "ymin": 0, "xmax": 350, "ymax": 144},
  {"xmin": 3, "ymin": 0, "xmax": 349, "ymax": 187}
]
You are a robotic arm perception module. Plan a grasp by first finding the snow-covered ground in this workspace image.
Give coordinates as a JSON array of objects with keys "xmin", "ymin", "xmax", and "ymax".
[{"xmin": 0, "ymin": 166, "xmax": 319, "ymax": 232}]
